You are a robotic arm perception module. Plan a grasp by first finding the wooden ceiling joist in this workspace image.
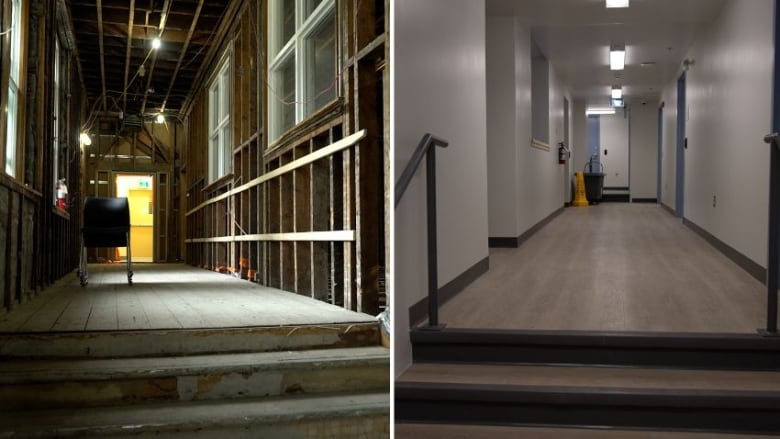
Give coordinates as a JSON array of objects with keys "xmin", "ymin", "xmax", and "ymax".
[
  {"xmin": 162, "ymin": 0, "xmax": 204, "ymax": 113},
  {"xmin": 97, "ymin": 0, "xmax": 108, "ymax": 111},
  {"xmin": 122, "ymin": 0, "xmax": 136, "ymax": 113}
]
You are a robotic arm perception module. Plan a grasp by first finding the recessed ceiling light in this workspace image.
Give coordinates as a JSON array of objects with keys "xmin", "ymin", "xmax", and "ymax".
[
  {"xmin": 606, "ymin": 0, "xmax": 629, "ymax": 8},
  {"xmin": 586, "ymin": 107, "xmax": 616, "ymax": 115},
  {"xmin": 610, "ymin": 45, "xmax": 625, "ymax": 70},
  {"xmin": 611, "ymin": 86, "xmax": 623, "ymax": 99}
]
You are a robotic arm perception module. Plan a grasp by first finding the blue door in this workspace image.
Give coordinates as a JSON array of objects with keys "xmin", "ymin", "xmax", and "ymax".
[
  {"xmin": 658, "ymin": 105, "xmax": 663, "ymax": 202},
  {"xmin": 675, "ymin": 73, "xmax": 686, "ymax": 217},
  {"xmin": 587, "ymin": 115, "xmax": 600, "ymax": 172}
]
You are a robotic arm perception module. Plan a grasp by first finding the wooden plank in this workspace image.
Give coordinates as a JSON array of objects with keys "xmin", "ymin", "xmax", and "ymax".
[
  {"xmin": 184, "ymin": 231, "xmax": 356, "ymax": 243},
  {"xmin": 185, "ymin": 130, "xmax": 366, "ymax": 216}
]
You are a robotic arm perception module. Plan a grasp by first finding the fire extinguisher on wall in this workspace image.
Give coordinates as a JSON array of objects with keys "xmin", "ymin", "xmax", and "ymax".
[
  {"xmin": 558, "ymin": 142, "xmax": 569, "ymax": 165},
  {"xmin": 56, "ymin": 179, "xmax": 68, "ymax": 210}
]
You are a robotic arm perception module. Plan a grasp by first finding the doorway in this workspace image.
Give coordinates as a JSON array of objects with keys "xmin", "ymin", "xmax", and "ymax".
[
  {"xmin": 563, "ymin": 97, "xmax": 570, "ymax": 202},
  {"xmin": 115, "ymin": 174, "xmax": 154, "ymax": 263},
  {"xmin": 657, "ymin": 104, "xmax": 663, "ymax": 202},
  {"xmin": 675, "ymin": 72, "xmax": 686, "ymax": 217}
]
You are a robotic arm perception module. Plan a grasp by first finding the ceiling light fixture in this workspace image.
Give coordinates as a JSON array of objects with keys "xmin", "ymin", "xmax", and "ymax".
[
  {"xmin": 79, "ymin": 132, "xmax": 92, "ymax": 146},
  {"xmin": 156, "ymin": 114, "xmax": 165, "ymax": 124},
  {"xmin": 611, "ymin": 86, "xmax": 623, "ymax": 100},
  {"xmin": 606, "ymin": 0, "xmax": 629, "ymax": 8},
  {"xmin": 610, "ymin": 45, "xmax": 626, "ymax": 70},
  {"xmin": 152, "ymin": 38, "xmax": 161, "ymax": 49},
  {"xmin": 586, "ymin": 107, "xmax": 616, "ymax": 115}
]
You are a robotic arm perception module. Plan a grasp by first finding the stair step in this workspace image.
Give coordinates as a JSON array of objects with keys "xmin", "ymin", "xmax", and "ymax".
[
  {"xmin": 0, "ymin": 322, "xmax": 380, "ymax": 359},
  {"xmin": 399, "ymin": 363, "xmax": 780, "ymax": 392},
  {"xmin": 396, "ymin": 423, "xmax": 780, "ymax": 439},
  {"xmin": 0, "ymin": 392, "xmax": 389, "ymax": 438},
  {"xmin": 0, "ymin": 346, "xmax": 389, "ymax": 410},
  {"xmin": 396, "ymin": 363, "xmax": 780, "ymax": 433},
  {"xmin": 410, "ymin": 328, "xmax": 780, "ymax": 370}
]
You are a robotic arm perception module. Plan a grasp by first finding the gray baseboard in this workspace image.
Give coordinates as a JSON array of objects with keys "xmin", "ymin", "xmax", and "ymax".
[
  {"xmin": 683, "ymin": 218, "xmax": 765, "ymax": 284},
  {"xmin": 409, "ymin": 256, "xmax": 489, "ymax": 327},
  {"xmin": 488, "ymin": 206, "xmax": 565, "ymax": 249}
]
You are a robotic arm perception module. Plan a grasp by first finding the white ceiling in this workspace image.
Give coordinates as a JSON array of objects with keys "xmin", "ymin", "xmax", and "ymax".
[{"xmin": 486, "ymin": 0, "xmax": 728, "ymax": 104}]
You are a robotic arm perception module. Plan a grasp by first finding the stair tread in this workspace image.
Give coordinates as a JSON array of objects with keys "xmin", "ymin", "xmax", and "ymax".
[
  {"xmin": 0, "ymin": 346, "xmax": 389, "ymax": 384},
  {"xmin": 399, "ymin": 363, "xmax": 780, "ymax": 392},
  {"xmin": 0, "ymin": 392, "xmax": 389, "ymax": 436},
  {"xmin": 396, "ymin": 424, "xmax": 780, "ymax": 439}
]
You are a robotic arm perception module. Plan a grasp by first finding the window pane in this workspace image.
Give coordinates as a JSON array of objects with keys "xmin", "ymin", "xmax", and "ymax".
[
  {"xmin": 209, "ymin": 136, "xmax": 219, "ymax": 181},
  {"xmin": 5, "ymin": 85, "xmax": 18, "ymax": 177},
  {"xmin": 281, "ymin": 1, "xmax": 295, "ymax": 47},
  {"xmin": 220, "ymin": 67, "xmax": 230, "ymax": 120},
  {"xmin": 274, "ymin": 55, "xmax": 296, "ymax": 136},
  {"xmin": 310, "ymin": 13, "xmax": 336, "ymax": 111},
  {"xmin": 304, "ymin": 0, "xmax": 325, "ymax": 18},
  {"xmin": 10, "ymin": 0, "xmax": 21, "ymax": 83}
]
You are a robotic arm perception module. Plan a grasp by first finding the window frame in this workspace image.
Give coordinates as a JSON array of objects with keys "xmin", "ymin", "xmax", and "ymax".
[
  {"xmin": 268, "ymin": 0, "xmax": 337, "ymax": 144},
  {"xmin": 3, "ymin": 0, "xmax": 26, "ymax": 179},
  {"xmin": 208, "ymin": 49, "xmax": 232, "ymax": 183}
]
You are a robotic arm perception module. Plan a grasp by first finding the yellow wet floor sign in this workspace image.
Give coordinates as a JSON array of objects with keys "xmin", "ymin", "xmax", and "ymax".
[{"xmin": 573, "ymin": 172, "xmax": 588, "ymax": 207}]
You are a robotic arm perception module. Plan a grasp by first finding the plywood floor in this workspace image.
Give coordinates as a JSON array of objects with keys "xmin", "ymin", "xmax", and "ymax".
[
  {"xmin": 440, "ymin": 204, "xmax": 766, "ymax": 332},
  {"xmin": 0, "ymin": 264, "xmax": 374, "ymax": 332}
]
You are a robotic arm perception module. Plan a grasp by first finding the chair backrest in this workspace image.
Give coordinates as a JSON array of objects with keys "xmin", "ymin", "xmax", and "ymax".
[
  {"xmin": 82, "ymin": 197, "xmax": 131, "ymax": 248},
  {"xmin": 84, "ymin": 197, "xmax": 131, "ymax": 229}
]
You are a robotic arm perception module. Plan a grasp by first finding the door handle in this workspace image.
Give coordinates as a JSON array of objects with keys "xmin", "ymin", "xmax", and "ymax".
[{"xmin": 765, "ymin": 133, "xmax": 779, "ymax": 145}]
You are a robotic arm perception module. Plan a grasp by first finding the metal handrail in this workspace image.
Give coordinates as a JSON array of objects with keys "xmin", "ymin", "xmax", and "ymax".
[
  {"xmin": 395, "ymin": 133, "xmax": 449, "ymax": 328},
  {"xmin": 762, "ymin": 132, "xmax": 779, "ymax": 336}
]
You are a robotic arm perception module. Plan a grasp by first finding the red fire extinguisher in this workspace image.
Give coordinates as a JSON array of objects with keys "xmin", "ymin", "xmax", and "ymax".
[
  {"xmin": 558, "ymin": 142, "xmax": 569, "ymax": 165},
  {"xmin": 56, "ymin": 179, "xmax": 68, "ymax": 210}
]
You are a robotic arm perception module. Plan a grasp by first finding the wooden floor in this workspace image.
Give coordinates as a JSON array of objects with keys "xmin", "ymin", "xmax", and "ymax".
[
  {"xmin": 0, "ymin": 264, "xmax": 374, "ymax": 332},
  {"xmin": 441, "ymin": 204, "xmax": 766, "ymax": 332}
]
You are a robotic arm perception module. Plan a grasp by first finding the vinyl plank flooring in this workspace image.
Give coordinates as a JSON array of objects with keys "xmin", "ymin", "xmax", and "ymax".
[{"xmin": 441, "ymin": 204, "xmax": 766, "ymax": 332}]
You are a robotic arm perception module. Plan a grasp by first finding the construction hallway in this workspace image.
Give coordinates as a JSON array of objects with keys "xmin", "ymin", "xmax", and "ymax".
[
  {"xmin": 394, "ymin": 0, "xmax": 780, "ymax": 437},
  {"xmin": 0, "ymin": 0, "xmax": 390, "ymax": 437}
]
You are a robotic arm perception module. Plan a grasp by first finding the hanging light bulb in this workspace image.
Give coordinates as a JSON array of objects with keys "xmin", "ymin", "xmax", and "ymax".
[
  {"xmin": 152, "ymin": 38, "xmax": 161, "ymax": 49},
  {"xmin": 79, "ymin": 132, "xmax": 92, "ymax": 146},
  {"xmin": 156, "ymin": 113, "xmax": 165, "ymax": 124}
]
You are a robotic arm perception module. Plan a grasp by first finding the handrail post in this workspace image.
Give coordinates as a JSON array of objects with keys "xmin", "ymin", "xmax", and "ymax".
[
  {"xmin": 426, "ymin": 146, "xmax": 440, "ymax": 328},
  {"xmin": 761, "ymin": 133, "xmax": 779, "ymax": 336}
]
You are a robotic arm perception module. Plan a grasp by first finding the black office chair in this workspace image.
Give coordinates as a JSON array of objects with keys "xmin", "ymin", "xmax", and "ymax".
[{"xmin": 79, "ymin": 197, "xmax": 133, "ymax": 286}]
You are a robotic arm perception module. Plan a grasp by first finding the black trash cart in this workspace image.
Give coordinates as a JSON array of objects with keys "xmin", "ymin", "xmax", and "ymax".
[
  {"xmin": 79, "ymin": 197, "xmax": 133, "ymax": 286},
  {"xmin": 584, "ymin": 158, "xmax": 605, "ymax": 205}
]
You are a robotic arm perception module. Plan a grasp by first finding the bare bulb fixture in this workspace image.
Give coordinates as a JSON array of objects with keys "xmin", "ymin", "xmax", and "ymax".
[
  {"xmin": 152, "ymin": 38, "xmax": 161, "ymax": 49},
  {"xmin": 138, "ymin": 64, "xmax": 146, "ymax": 77},
  {"xmin": 156, "ymin": 114, "xmax": 165, "ymax": 124},
  {"xmin": 79, "ymin": 132, "xmax": 92, "ymax": 146}
]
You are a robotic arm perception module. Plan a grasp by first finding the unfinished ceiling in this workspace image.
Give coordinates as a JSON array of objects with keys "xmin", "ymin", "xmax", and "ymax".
[
  {"xmin": 487, "ymin": 0, "xmax": 729, "ymax": 104},
  {"xmin": 68, "ymin": 0, "xmax": 237, "ymax": 123}
]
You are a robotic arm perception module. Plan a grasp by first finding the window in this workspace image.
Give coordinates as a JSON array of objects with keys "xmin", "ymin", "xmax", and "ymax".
[
  {"xmin": 208, "ymin": 54, "xmax": 231, "ymax": 182},
  {"xmin": 5, "ymin": 0, "xmax": 23, "ymax": 177},
  {"xmin": 53, "ymin": 37, "xmax": 61, "ymax": 205},
  {"xmin": 268, "ymin": 0, "xmax": 336, "ymax": 142}
]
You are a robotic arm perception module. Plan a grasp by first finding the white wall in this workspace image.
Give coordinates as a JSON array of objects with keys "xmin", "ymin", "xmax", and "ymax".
[
  {"xmin": 487, "ymin": 17, "xmax": 519, "ymax": 238},
  {"xmin": 394, "ymin": 0, "xmax": 488, "ymax": 375},
  {"xmin": 599, "ymin": 111, "xmax": 630, "ymax": 188},
  {"xmin": 486, "ymin": 19, "xmax": 569, "ymax": 240},
  {"xmin": 661, "ymin": 0, "xmax": 772, "ymax": 266},
  {"xmin": 572, "ymin": 100, "xmax": 589, "ymax": 180},
  {"xmin": 630, "ymin": 101, "xmax": 659, "ymax": 200}
]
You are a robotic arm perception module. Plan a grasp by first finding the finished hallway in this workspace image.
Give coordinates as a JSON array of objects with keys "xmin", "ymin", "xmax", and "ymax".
[{"xmin": 440, "ymin": 204, "xmax": 765, "ymax": 333}]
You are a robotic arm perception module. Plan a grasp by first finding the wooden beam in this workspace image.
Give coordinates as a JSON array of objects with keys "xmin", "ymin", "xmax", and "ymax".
[
  {"xmin": 162, "ymin": 0, "xmax": 204, "ymax": 112},
  {"xmin": 122, "ymin": 0, "xmax": 135, "ymax": 114},
  {"xmin": 185, "ymin": 230, "xmax": 356, "ymax": 244},
  {"xmin": 185, "ymin": 130, "xmax": 365, "ymax": 216},
  {"xmin": 97, "ymin": 0, "xmax": 108, "ymax": 111}
]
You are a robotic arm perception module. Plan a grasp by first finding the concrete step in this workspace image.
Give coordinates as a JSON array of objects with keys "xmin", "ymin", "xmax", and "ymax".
[
  {"xmin": 0, "ymin": 392, "xmax": 389, "ymax": 438},
  {"xmin": 396, "ymin": 423, "xmax": 780, "ymax": 439},
  {"xmin": 396, "ymin": 363, "xmax": 780, "ymax": 433},
  {"xmin": 0, "ymin": 346, "xmax": 389, "ymax": 410},
  {"xmin": 0, "ymin": 322, "xmax": 380, "ymax": 359}
]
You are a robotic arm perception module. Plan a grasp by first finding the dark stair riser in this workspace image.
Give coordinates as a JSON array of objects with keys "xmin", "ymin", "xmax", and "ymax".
[
  {"xmin": 395, "ymin": 383, "xmax": 780, "ymax": 433},
  {"xmin": 410, "ymin": 329, "xmax": 780, "ymax": 371}
]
